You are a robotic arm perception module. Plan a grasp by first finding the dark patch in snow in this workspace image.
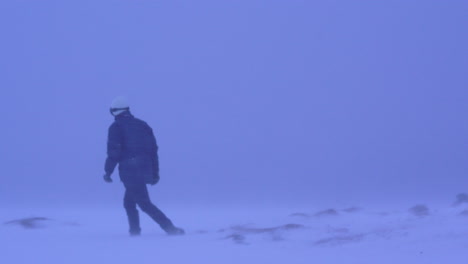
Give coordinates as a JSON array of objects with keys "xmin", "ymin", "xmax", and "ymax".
[
  {"xmin": 458, "ymin": 210, "xmax": 468, "ymax": 216},
  {"xmin": 4, "ymin": 217, "xmax": 52, "ymax": 229},
  {"xmin": 289, "ymin": 212, "xmax": 310, "ymax": 218},
  {"xmin": 230, "ymin": 223, "xmax": 305, "ymax": 234},
  {"xmin": 224, "ymin": 233, "xmax": 247, "ymax": 244},
  {"xmin": 453, "ymin": 193, "xmax": 468, "ymax": 206},
  {"xmin": 271, "ymin": 233, "xmax": 285, "ymax": 241},
  {"xmin": 409, "ymin": 205, "xmax": 430, "ymax": 217},
  {"xmin": 371, "ymin": 227, "xmax": 406, "ymax": 239},
  {"xmin": 315, "ymin": 209, "xmax": 339, "ymax": 217},
  {"xmin": 315, "ymin": 234, "xmax": 365, "ymax": 246},
  {"xmin": 342, "ymin": 207, "xmax": 362, "ymax": 213},
  {"xmin": 221, "ymin": 223, "xmax": 304, "ymax": 244}
]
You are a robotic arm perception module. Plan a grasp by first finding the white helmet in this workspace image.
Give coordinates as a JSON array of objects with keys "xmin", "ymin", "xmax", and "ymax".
[{"xmin": 110, "ymin": 96, "xmax": 130, "ymax": 116}]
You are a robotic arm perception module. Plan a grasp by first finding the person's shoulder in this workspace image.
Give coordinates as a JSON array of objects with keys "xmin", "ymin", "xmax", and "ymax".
[
  {"xmin": 108, "ymin": 120, "xmax": 122, "ymax": 130},
  {"xmin": 134, "ymin": 117, "xmax": 151, "ymax": 127}
]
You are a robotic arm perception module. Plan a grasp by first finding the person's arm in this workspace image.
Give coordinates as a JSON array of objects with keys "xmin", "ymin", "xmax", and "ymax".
[{"xmin": 104, "ymin": 122, "xmax": 123, "ymax": 178}]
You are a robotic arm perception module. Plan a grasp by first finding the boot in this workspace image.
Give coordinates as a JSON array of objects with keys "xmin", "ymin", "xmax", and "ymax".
[{"xmin": 166, "ymin": 226, "xmax": 185, "ymax": 236}]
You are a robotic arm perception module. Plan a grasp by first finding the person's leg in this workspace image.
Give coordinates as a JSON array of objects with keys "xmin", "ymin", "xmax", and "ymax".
[
  {"xmin": 123, "ymin": 188, "xmax": 141, "ymax": 236},
  {"xmin": 132, "ymin": 183, "xmax": 180, "ymax": 233}
]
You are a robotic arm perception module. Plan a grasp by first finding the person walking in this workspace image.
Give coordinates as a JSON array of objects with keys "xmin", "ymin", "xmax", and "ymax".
[{"xmin": 103, "ymin": 96, "xmax": 184, "ymax": 236}]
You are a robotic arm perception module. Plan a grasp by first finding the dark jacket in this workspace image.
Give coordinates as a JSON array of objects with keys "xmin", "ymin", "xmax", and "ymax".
[{"xmin": 105, "ymin": 111, "xmax": 159, "ymax": 184}]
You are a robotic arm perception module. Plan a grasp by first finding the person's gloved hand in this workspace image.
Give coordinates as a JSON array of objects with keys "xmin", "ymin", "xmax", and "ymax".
[
  {"xmin": 150, "ymin": 172, "xmax": 160, "ymax": 185},
  {"xmin": 103, "ymin": 173, "xmax": 113, "ymax": 183}
]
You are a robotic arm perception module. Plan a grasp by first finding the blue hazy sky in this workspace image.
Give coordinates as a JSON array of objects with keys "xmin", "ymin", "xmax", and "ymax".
[{"xmin": 1, "ymin": 0, "xmax": 467, "ymax": 207}]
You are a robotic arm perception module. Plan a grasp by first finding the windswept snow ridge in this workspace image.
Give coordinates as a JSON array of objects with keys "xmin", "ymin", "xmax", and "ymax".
[{"xmin": 1, "ymin": 201, "xmax": 468, "ymax": 264}]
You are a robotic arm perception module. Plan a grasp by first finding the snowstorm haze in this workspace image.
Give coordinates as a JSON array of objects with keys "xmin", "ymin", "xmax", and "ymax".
[{"xmin": 1, "ymin": 1, "xmax": 467, "ymax": 208}]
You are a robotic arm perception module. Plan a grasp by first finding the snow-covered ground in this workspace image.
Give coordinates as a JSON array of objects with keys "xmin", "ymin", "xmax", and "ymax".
[{"xmin": 1, "ymin": 203, "xmax": 468, "ymax": 264}]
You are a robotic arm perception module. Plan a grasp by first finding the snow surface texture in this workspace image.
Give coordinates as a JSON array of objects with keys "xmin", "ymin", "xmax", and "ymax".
[{"xmin": 2, "ymin": 202, "xmax": 468, "ymax": 264}]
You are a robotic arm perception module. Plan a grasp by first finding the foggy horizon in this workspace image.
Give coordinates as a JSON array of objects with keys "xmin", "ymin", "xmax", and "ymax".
[{"xmin": 1, "ymin": 1, "xmax": 467, "ymax": 208}]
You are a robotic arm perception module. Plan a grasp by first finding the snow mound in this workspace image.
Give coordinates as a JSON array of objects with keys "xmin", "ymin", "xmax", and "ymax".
[{"xmin": 409, "ymin": 204, "xmax": 430, "ymax": 217}]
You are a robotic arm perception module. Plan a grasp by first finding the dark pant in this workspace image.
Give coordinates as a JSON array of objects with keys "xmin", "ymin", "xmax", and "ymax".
[{"xmin": 123, "ymin": 181, "xmax": 174, "ymax": 235}]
